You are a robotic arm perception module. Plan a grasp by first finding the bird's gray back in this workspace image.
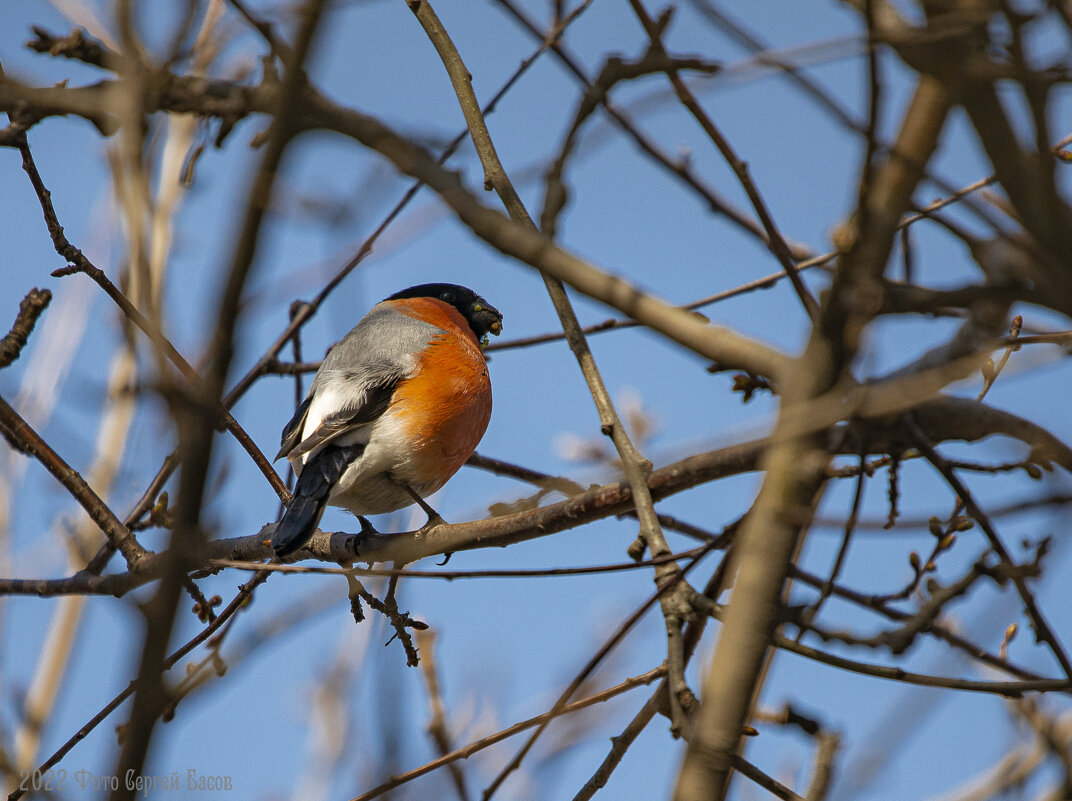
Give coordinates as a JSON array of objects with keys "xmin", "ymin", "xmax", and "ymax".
[{"xmin": 312, "ymin": 304, "xmax": 441, "ymax": 393}]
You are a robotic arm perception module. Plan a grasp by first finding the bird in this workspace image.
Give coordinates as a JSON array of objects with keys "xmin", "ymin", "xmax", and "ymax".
[{"xmin": 270, "ymin": 282, "xmax": 503, "ymax": 558}]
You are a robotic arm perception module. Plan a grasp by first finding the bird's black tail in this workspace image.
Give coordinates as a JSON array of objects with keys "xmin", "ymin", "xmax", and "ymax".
[{"xmin": 272, "ymin": 444, "xmax": 363, "ymax": 558}]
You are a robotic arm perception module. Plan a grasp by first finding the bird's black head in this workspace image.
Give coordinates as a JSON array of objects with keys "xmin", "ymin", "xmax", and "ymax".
[{"xmin": 388, "ymin": 283, "xmax": 503, "ymax": 342}]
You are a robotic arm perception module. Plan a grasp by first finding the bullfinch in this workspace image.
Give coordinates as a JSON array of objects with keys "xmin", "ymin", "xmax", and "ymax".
[{"xmin": 271, "ymin": 283, "xmax": 503, "ymax": 558}]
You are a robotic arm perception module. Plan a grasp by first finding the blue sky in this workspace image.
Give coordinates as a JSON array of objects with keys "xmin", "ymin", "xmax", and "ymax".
[{"xmin": 2, "ymin": 1, "xmax": 1072, "ymax": 799}]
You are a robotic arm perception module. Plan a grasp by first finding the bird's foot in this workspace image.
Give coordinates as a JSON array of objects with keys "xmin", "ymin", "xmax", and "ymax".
[
  {"xmin": 344, "ymin": 516, "xmax": 380, "ymax": 558},
  {"xmin": 399, "ymin": 481, "xmax": 444, "ymax": 524}
]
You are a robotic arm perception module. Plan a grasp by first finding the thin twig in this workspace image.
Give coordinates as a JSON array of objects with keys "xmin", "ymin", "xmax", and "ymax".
[
  {"xmin": 264, "ymin": 253, "xmax": 834, "ymax": 366},
  {"xmin": 627, "ymin": 0, "xmax": 819, "ymax": 321},
  {"xmin": 977, "ymin": 314, "xmax": 1022, "ymax": 401},
  {"xmin": 52, "ymin": 261, "xmax": 289, "ymax": 502},
  {"xmin": 9, "ymin": 132, "xmax": 288, "ymax": 502},
  {"xmin": 728, "ymin": 756, "xmax": 805, "ymax": 801},
  {"xmin": 571, "ymin": 694, "xmax": 659, "ymax": 801},
  {"xmin": 478, "ymin": 553, "xmax": 706, "ymax": 800},
  {"xmin": 0, "ymin": 395, "xmax": 147, "ymax": 569},
  {"xmin": 906, "ymin": 416, "xmax": 1072, "ymax": 680},
  {"xmin": 798, "ymin": 449, "xmax": 867, "ymax": 638},
  {"xmin": 773, "ymin": 633, "xmax": 1071, "ymax": 697},
  {"xmin": 66, "ymin": 0, "xmax": 594, "ymax": 586},
  {"xmin": 416, "ymin": 630, "xmax": 470, "ymax": 801},
  {"xmin": 347, "ymin": 665, "xmax": 668, "ymax": 801},
  {"xmin": 108, "ymin": 3, "xmax": 328, "ymax": 794},
  {"xmin": 7, "ymin": 570, "xmax": 270, "ymax": 801},
  {"xmin": 220, "ymin": 0, "xmax": 592, "ymax": 406},
  {"xmin": 0, "ymin": 288, "xmax": 52, "ymax": 369},
  {"xmin": 407, "ymin": 2, "xmax": 700, "ymax": 759},
  {"xmin": 212, "ymin": 544, "xmax": 712, "ymax": 580},
  {"xmin": 493, "ymin": 0, "xmax": 783, "ymax": 250},
  {"xmin": 675, "ymin": 66, "xmax": 953, "ymax": 801}
]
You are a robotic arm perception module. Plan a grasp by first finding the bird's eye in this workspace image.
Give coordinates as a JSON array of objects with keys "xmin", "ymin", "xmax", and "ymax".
[{"xmin": 473, "ymin": 303, "xmax": 483, "ymax": 312}]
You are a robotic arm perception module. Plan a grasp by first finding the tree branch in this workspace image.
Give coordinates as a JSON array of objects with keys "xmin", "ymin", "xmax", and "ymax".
[{"xmin": 0, "ymin": 395, "xmax": 147, "ymax": 568}]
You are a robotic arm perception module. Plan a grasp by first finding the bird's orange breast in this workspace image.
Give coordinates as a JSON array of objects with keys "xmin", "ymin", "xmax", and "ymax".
[{"xmin": 384, "ymin": 297, "xmax": 493, "ymax": 487}]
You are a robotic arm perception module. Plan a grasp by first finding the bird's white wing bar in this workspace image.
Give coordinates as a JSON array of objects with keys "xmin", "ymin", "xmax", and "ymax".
[{"xmin": 277, "ymin": 304, "xmax": 441, "ymax": 468}]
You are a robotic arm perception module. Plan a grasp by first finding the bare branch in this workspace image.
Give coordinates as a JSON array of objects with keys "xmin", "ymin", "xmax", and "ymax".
[
  {"xmin": 8, "ymin": 570, "xmax": 270, "ymax": 801},
  {"xmin": 107, "ymin": 1, "xmax": 329, "ymax": 794},
  {"xmin": 0, "ymin": 395, "xmax": 146, "ymax": 568},
  {"xmin": 675, "ymin": 59, "xmax": 952, "ymax": 801},
  {"xmin": 628, "ymin": 0, "xmax": 820, "ymax": 321},
  {"xmin": 407, "ymin": 0, "xmax": 704, "ymax": 757},
  {"xmin": 907, "ymin": 416, "xmax": 1072, "ymax": 679},
  {"xmin": 348, "ymin": 666, "xmax": 668, "ymax": 801}
]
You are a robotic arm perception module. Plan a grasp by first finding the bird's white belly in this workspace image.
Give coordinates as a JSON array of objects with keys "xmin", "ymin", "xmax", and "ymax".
[{"xmin": 325, "ymin": 413, "xmax": 444, "ymax": 516}]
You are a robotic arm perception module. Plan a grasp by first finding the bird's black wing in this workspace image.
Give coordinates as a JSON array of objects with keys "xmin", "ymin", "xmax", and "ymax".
[
  {"xmin": 276, "ymin": 395, "xmax": 313, "ymax": 461},
  {"xmin": 276, "ymin": 302, "xmax": 441, "ymax": 464},
  {"xmin": 284, "ymin": 377, "xmax": 398, "ymax": 461}
]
